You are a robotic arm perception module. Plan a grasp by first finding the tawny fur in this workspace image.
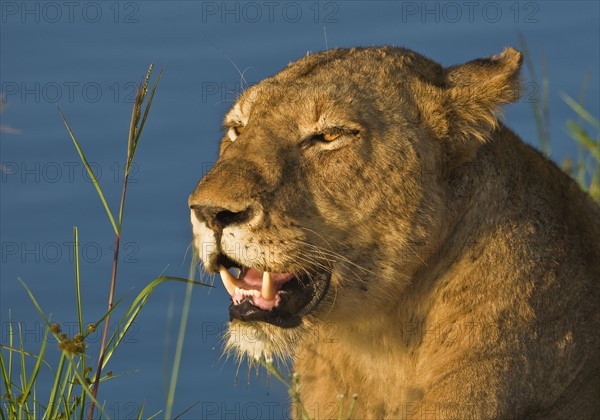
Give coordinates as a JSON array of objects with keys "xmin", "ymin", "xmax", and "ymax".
[{"xmin": 189, "ymin": 47, "xmax": 600, "ymax": 419}]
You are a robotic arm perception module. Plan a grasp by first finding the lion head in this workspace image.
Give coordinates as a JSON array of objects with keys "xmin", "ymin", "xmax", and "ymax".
[{"xmin": 189, "ymin": 46, "xmax": 522, "ymax": 361}]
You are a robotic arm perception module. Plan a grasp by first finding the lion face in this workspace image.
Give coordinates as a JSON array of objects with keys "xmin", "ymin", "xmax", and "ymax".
[{"xmin": 189, "ymin": 47, "xmax": 522, "ymax": 361}]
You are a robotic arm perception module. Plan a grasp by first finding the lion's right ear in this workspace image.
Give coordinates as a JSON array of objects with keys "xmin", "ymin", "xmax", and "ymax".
[
  {"xmin": 444, "ymin": 47, "xmax": 523, "ymax": 143},
  {"xmin": 412, "ymin": 48, "xmax": 522, "ymax": 163}
]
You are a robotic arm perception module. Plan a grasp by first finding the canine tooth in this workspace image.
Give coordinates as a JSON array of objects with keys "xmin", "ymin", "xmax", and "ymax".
[
  {"xmin": 262, "ymin": 271, "xmax": 276, "ymax": 301},
  {"xmin": 219, "ymin": 265, "xmax": 244, "ymax": 296}
]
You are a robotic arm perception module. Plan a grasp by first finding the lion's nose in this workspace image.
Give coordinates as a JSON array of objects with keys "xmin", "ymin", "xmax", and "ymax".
[{"xmin": 190, "ymin": 204, "xmax": 253, "ymax": 233}]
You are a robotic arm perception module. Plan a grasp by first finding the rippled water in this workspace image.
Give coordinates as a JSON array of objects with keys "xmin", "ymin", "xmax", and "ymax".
[{"xmin": 1, "ymin": 1, "xmax": 598, "ymax": 418}]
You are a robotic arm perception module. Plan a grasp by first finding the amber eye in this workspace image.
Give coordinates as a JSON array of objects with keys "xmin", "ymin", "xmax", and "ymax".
[
  {"xmin": 233, "ymin": 126, "xmax": 245, "ymax": 136},
  {"xmin": 321, "ymin": 132, "xmax": 341, "ymax": 142}
]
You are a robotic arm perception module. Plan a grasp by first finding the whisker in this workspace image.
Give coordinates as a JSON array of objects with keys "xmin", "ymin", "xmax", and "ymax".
[
  {"xmin": 293, "ymin": 254, "xmax": 332, "ymax": 276},
  {"xmin": 293, "ymin": 239, "xmax": 379, "ymax": 277},
  {"xmin": 297, "ymin": 225, "xmax": 345, "ymax": 248}
]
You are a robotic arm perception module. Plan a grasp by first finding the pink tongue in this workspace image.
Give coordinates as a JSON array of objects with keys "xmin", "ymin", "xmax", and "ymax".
[{"xmin": 232, "ymin": 268, "xmax": 295, "ymax": 311}]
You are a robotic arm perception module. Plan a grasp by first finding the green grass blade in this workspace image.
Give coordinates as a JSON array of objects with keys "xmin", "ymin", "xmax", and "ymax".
[
  {"xmin": 89, "ymin": 292, "xmax": 134, "ymax": 356},
  {"xmin": 19, "ymin": 326, "xmax": 48, "ymax": 406},
  {"xmin": 147, "ymin": 411, "xmax": 162, "ymax": 420},
  {"xmin": 78, "ymin": 397, "xmax": 87, "ymax": 420},
  {"xmin": 61, "ymin": 359, "xmax": 86, "ymax": 420},
  {"xmin": 261, "ymin": 360, "xmax": 290, "ymax": 387},
  {"xmin": 102, "ymin": 275, "xmax": 211, "ymax": 369},
  {"xmin": 518, "ymin": 35, "xmax": 551, "ymax": 155},
  {"xmin": 261, "ymin": 361, "xmax": 312, "ymax": 420},
  {"xmin": 101, "ymin": 297, "xmax": 148, "ymax": 370},
  {"xmin": 566, "ymin": 121, "xmax": 600, "ymax": 161},
  {"xmin": 165, "ymin": 253, "xmax": 198, "ymax": 419},
  {"xmin": 74, "ymin": 226, "xmax": 84, "ymax": 335},
  {"xmin": 46, "ymin": 352, "xmax": 66, "ymax": 420},
  {"xmin": 55, "ymin": 360, "xmax": 72, "ymax": 419},
  {"xmin": 345, "ymin": 394, "xmax": 358, "ymax": 420},
  {"xmin": 58, "ymin": 108, "xmax": 118, "ymax": 235},
  {"xmin": 162, "ymin": 295, "xmax": 175, "ymax": 395},
  {"xmin": 172, "ymin": 401, "xmax": 202, "ymax": 420},
  {"xmin": 32, "ymin": 384, "xmax": 37, "ymax": 420},
  {"xmin": 78, "ymin": 371, "xmax": 87, "ymax": 420},
  {"xmin": 0, "ymin": 346, "xmax": 54, "ymax": 374},
  {"xmin": 1, "ymin": 313, "xmax": 16, "ymax": 418},
  {"xmin": 17, "ymin": 325, "xmax": 25, "ymax": 419},
  {"xmin": 83, "ymin": 292, "xmax": 129, "ymax": 341},
  {"xmin": 17, "ymin": 279, "xmax": 50, "ymax": 326},
  {"xmin": 8, "ymin": 311, "xmax": 13, "ymax": 399},
  {"xmin": 128, "ymin": 276, "xmax": 212, "ymax": 313},
  {"xmin": 59, "ymin": 394, "xmax": 71, "ymax": 420},
  {"xmin": 590, "ymin": 172, "xmax": 600, "ymax": 203},
  {"xmin": 0, "ymin": 345, "xmax": 14, "ymax": 418},
  {"xmin": 561, "ymin": 93, "xmax": 600, "ymax": 130},
  {"xmin": 96, "ymin": 369, "xmax": 139, "ymax": 384},
  {"xmin": 64, "ymin": 357, "xmax": 81, "ymax": 417},
  {"xmin": 72, "ymin": 225, "xmax": 88, "ymax": 419},
  {"xmin": 136, "ymin": 402, "xmax": 145, "ymax": 420},
  {"xmin": 64, "ymin": 354, "xmax": 108, "ymax": 419},
  {"xmin": 0, "ymin": 344, "xmax": 12, "ymax": 397}
]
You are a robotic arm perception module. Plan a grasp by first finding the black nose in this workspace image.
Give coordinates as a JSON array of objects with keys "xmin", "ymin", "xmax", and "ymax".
[{"xmin": 191, "ymin": 205, "xmax": 253, "ymax": 233}]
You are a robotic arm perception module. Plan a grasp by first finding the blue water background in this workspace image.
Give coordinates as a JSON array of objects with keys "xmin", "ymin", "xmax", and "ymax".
[{"xmin": 1, "ymin": 1, "xmax": 598, "ymax": 418}]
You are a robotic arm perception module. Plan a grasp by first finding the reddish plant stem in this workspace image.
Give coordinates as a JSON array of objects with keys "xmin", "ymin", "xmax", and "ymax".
[{"xmin": 87, "ymin": 169, "xmax": 130, "ymax": 420}]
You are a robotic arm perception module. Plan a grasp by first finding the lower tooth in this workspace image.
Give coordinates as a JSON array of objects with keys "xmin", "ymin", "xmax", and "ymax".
[{"xmin": 239, "ymin": 289, "xmax": 257, "ymax": 298}]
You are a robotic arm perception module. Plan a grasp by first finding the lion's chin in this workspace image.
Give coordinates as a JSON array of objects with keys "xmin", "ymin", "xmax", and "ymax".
[{"xmin": 224, "ymin": 320, "xmax": 305, "ymax": 362}]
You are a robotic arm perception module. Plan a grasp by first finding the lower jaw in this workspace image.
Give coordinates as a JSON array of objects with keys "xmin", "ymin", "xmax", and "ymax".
[{"xmin": 229, "ymin": 300, "xmax": 303, "ymax": 328}]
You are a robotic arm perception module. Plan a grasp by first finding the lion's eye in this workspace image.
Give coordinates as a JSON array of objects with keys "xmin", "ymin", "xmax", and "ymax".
[
  {"xmin": 313, "ymin": 132, "xmax": 341, "ymax": 142},
  {"xmin": 322, "ymin": 133, "xmax": 340, "ymax": 141},
  {"xmin": 234, "ymin": 126, "xmax": 245, "ymax": 136},
  {"xmin": 303, "ymin": 129, "xmax": 358, "ymax": 148}
]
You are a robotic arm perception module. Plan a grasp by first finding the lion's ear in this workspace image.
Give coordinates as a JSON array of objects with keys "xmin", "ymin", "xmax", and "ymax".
[
  {"xmin": 444, "ymin": 47, "xmax": 522, "ymax": 143},
  {"xmin": 412, "ymin": 47, "xmax": 522, "ymax": 164}
]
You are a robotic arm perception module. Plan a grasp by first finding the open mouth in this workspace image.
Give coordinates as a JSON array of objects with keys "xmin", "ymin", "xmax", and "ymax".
[{"xmin": 217, "ymin": 254, "xmax": 330, "ymax": 328}]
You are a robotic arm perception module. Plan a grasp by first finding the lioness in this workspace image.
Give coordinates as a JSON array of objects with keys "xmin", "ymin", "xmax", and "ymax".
[{"xmin": 189, "ymin": 47, "xmax": 599, "ymax": 419}]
